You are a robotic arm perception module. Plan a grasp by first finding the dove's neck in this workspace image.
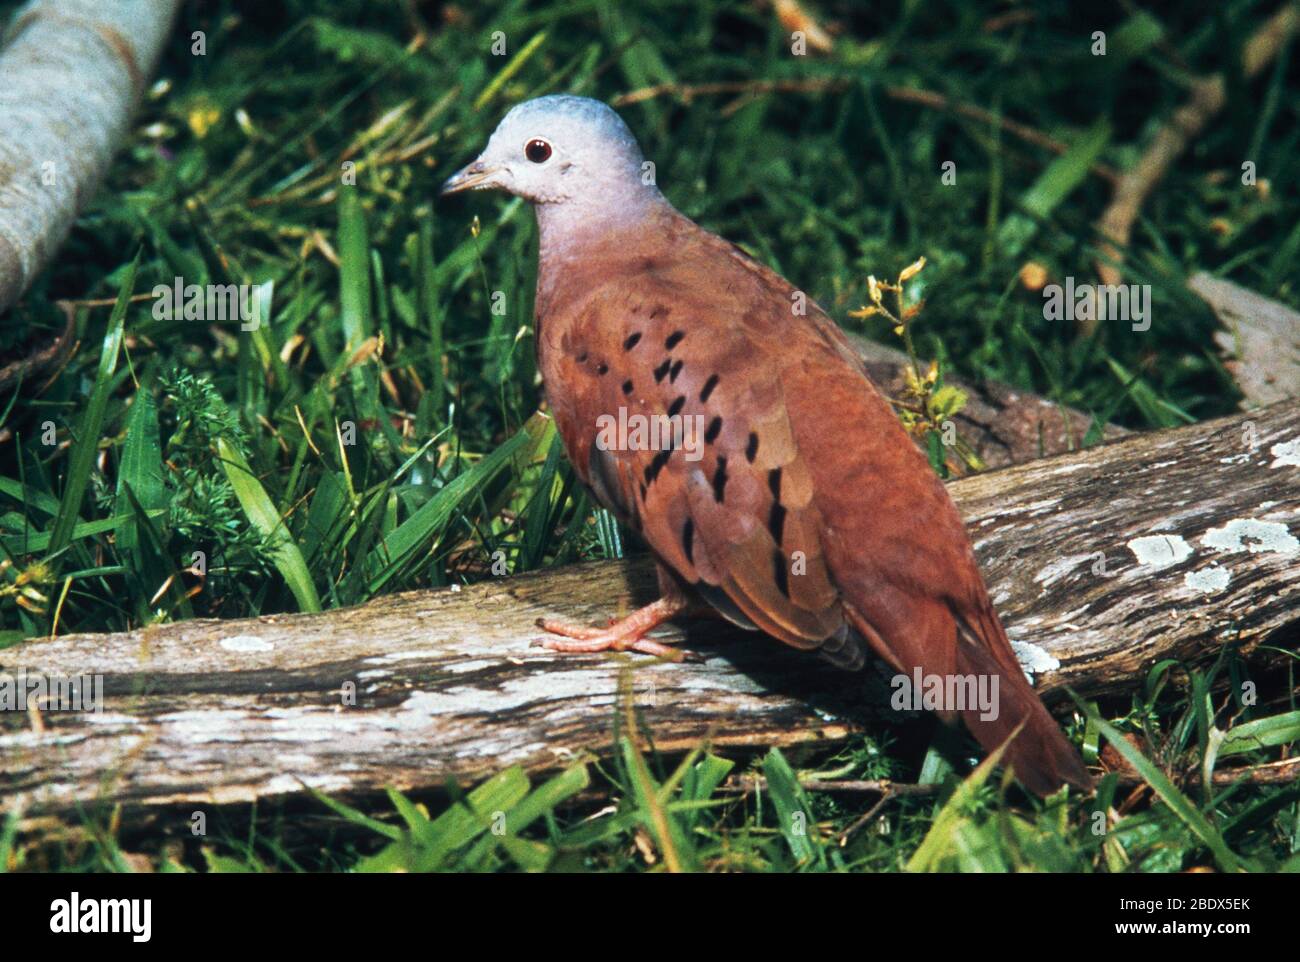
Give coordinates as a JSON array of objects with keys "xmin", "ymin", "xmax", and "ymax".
[
  {"xmin": 536, "ymin": 182, "xmax": 673, "ymax": 262},
  {"xmin": 534, "ymin": 184, "xmax": 677, "ymax": 318}
]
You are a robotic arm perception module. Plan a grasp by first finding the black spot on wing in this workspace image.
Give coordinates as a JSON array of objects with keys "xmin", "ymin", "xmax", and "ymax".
[
  {"xmin": 768, "ymin": 502, "xmax": 787, "ymax": 545},
  {"xmin": 712, "ymin": 456, "xmax": 728, "ymax": 502},
  {"xmin": 644, "ymin": 447, "xmax": 674, "ymax": 486},
  {"xmin": 773, "ymin": 549, "xmax": 790, "ymax": 597},
  {"xmin": 704, "ymin": 416, "xmax": 722, "ymax": 443}
]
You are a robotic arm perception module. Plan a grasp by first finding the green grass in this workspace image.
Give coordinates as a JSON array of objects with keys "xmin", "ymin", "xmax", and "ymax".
[{"xmin": 1, "ymin": 0, "xmax": 1297, "ymax": 871}]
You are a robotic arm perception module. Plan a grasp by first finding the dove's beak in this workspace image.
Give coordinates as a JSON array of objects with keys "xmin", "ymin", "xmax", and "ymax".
[{"xmin": 440, "ymin": 159, "xmax": 501, "ymax": 195}]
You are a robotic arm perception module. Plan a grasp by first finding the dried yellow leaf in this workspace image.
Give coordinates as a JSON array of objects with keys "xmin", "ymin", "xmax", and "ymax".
[{"xmin": 898, "ymin": 256, "xmax": 926, "ymax": 283}]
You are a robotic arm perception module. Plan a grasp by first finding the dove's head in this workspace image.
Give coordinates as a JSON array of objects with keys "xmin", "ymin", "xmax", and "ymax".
[{"xmin": 440, "ymin": 95, "xmax": 660, "ymax": 209}]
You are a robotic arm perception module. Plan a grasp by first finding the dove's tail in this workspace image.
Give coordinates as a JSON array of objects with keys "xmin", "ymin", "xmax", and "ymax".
[
  {"xmin": 841, "ymin": 596, "xmax": 1093, "ymax": 797},
  {"xmin": 950, "ymin": 611, "xmax": 1093, "ymax": 796}
]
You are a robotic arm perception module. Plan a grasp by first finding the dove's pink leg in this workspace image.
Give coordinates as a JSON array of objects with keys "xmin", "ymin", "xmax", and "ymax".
[{"xmin": 535, "ymin": 595, "xmax": 698, "ymax": 661}]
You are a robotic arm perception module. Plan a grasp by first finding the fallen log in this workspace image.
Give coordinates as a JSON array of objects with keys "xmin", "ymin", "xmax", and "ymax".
[{"xmin": 1, "ymin": 399, "xmax": 1296, "ymax": 832}]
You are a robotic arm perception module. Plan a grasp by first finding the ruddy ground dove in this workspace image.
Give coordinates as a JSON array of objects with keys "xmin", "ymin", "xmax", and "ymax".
[{"xmin": 442, "ymin": 95, "xmax": 1091, "ymax": 796}]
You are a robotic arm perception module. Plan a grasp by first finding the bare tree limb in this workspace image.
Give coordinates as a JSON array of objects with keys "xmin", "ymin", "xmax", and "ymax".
[
  {"xmin": 2, "ymin": 399, "xmax": 1296, "ymax": 830},
  {"xmin": 0, "ymin": 0, "xmax": 182, "ymax": 314}
]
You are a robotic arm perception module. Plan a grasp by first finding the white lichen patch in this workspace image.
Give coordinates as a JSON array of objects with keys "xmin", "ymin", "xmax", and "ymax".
[
  {"xmin": 1006, "ymin": 615, "xmax": 1045, "ymax": 633},
  {"xmin": 1127, "ymin": 534, "xmax": 1194, "ymax": 568},
  {"xmin": 674, "ymin": 666, "xmax": 769, "ymax": 694},
  {"xmin": 1183, "ymin": 566, "xmax": 1230, "ymax": 593},
  {"xmin": 1052, "ymin": 462, "xmax": 1090, "ymax": 475},
  {"xmin": 267, "ymin": 714, "xmax": 363, "ymax": 742},
  {"xmin": 1218, "ymin": 452, "xmax": 1252, "ymax": 465},
  {"xmin": 1033, "ymin": 554, "xmax": 1092, "ymax": 588},
  {"xmin": 386, "ymin": 673, "xmax": 620, "ymax": 725},
  {"xmin": 506, "ymin": 741, "xmax": 548, "ymax": 758},
  {"xmin": 1202, "ymin": 518, "xmax": 1299, "ymax": 556},
  {"xmin": 219, "ymin": 634, "xmax": 274, "ymax": 653},
  {"xmin": 999, "ymin": 497, "xmax": 1060, "ymax": 517},
  {"xmin": 441, "ymin": 658, "xmax": 497, "ymax": 674},
  {"xmin": 1010, "ymin": 640, "xmax": 1060, "ymax": 678},
  {"xmin": 158, "ymin": 709, "xmax": 250, "ymax": 742},
  {"xmin": 1270, "ymin": 438, "xmax": 1300, "ymax": 468}
]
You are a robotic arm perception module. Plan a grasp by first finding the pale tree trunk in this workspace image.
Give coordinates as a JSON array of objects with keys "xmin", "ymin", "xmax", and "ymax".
[{"xmin": 0, "ymin": 0, "xmax": 182, "ymax": 314}]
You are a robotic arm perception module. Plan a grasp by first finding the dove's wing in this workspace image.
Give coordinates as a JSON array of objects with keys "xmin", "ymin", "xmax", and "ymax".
[{"xmin": 541, "ymin": 263, "xmax": 859, "ymax": 665}]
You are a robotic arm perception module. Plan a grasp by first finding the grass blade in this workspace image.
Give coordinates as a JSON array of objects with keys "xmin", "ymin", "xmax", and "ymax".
[
  {"xmin": 1219, "ymin": 711, "xmax": 1300, "ymax": 758},
  {"xmin": 216, "ymin": 436, "xmax": 322, "ymax": 612},
  {"xmin": 114, "ymin": 390, "xmax": 167, "ymax": 560},
  {"xmin": 997, "ymin": 120, "xmax": 1111, "ymax": 259},
  {"xmin": 762, "ymin": 747, "xmax": 823, "ymax": 869},
  {"xmin": 47, "ymin": 252, "xmax": 139, "ymax": 558}
]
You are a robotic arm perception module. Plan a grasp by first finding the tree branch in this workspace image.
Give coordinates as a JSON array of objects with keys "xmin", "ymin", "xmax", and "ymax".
[
  {"xmin": 2, "ymin": 400, "xmax": 1296, "ymax": 830},
  {"xmin": 0, "ymin": 0, "xmax": 181, "ymax": 314}
]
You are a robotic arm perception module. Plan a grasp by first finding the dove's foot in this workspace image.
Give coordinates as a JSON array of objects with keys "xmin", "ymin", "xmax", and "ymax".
[{"xmin": 534, "ymin": 595, "xmax": 701, "ymax": 661}]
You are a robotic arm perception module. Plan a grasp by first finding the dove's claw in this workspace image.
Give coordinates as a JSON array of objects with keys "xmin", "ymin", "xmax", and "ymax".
[{"xmin": 533, "ymin": 596, "xmax": 695, "ymax": 661}]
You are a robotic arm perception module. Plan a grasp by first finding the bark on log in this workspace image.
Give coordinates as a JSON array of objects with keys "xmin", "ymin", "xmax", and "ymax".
[
  {"xmin": 0, "ymin": 0, "xmax": 182, "ymax": 314},
  {"xmin": 2, "ymin": 400, "xmax": 1296, "ymax": 831}
]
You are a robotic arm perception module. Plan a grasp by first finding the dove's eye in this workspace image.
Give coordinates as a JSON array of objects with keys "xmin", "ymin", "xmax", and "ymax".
[{"xmin": 525, "ymin": 139, "xmax": 552, "ymax": 163}]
